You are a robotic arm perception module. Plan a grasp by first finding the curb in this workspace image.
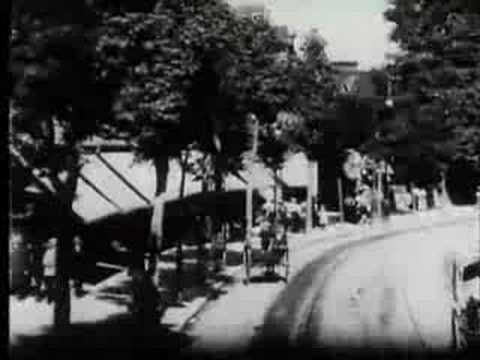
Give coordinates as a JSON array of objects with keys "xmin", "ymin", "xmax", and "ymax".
[
  {"xmin": 174, "ymin": 271, "xmax": 238, "ymax": 333},
  {"xmin": 175, "ymin": 209, "xmax": 476, "ymax": 333},
  {"xmin": 175, "ymin": 226, "xmax": 358, "ymax": 333}
]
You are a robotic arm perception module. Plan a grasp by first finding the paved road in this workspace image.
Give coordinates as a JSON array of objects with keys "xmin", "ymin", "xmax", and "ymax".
[
  {"xmin": 183, "ymin": 211, "xmax": 478, "ymax": 359},
  {"xmin": 262, "ymin": 218, "xmax": 478, "ymax": 358}
]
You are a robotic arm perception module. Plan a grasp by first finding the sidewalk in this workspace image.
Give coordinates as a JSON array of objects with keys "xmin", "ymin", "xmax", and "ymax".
[
  {"xmin": 10, "ymin": 206, "xmax": 476, "ymax": 349},
  {"xmin": 166, "ymin": 205, "xmax": 477, "ymax": 331}
]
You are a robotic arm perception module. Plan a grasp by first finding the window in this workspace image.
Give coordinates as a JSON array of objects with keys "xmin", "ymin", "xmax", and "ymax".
[{"xmin": 251, "ymin": 12, "xmax": 264, "ymax": 22}]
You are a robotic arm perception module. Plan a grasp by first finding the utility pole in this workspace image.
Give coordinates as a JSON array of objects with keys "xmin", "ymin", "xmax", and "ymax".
[
  {"xmin": 244, "ymin": 114, "xmax": 259, "ymax": 283},
  {"xmin": 377, "ymin": 163, "xmax": 384, "ymax": 220},
  {"xmin": 379, "ymin": 73, "xmax": 394, "ymax": 219},
  {"xmin": 246, "ymin": 114, "xmax": 259, "ymax": 250},
  {"xmin": 337, "ymin": 177, "xmax": 344, "ymax": 223},
  {"xmin": 306, "ymin": 160, "xmax": 314, "ymax": 232}
]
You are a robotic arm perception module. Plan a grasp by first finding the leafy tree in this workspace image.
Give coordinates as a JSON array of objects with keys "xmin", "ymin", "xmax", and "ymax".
[
  {"xmin": 98, "ymin": 0, "xmax": 298, "ymax": 231},
  {"xmin": 385, "ymin": 0, "xmax": 480, "ymax": 192},
  {"xmin": 289, "ymin": 30, "xmax": 337, "ymax": 161},
  {"xmin": 10, "ymin": 0, "xmax": 105, "ymax": 327},
  {"xmin": 282, "ymin": 32, "xmax": 338, "ymax": 210},
  {"xmin": 96, "ymin": 0, "xmax": 302, "ymax": 303},
  {"xmin": 256, "ymin": 30, "xmax": 338, "ymax": 226}
]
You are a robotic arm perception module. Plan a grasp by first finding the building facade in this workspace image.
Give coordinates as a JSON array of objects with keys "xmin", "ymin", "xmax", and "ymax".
[{"xmin": 228, "ymin": 0, "xmax": 271, "ymax": 22}]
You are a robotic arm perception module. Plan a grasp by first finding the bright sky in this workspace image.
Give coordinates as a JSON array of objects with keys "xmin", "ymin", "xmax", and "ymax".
[{"xmin": 230, "ymin": 0, "xmax": 400, "ymax": 70}]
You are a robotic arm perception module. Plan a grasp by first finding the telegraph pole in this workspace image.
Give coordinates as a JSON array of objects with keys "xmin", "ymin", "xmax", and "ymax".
[
  {"xmin": 245, "ymin": 114, "xmax": 259, "ymax": 283},
  {"xmin": 379, "ymin": 73, "xmax": 394, "ymax": 220},
  {"xmin": 377, "ymin": 167, "xmax": 383, "ymax": 219},
  {"xmin": 306, "ymin": 160, "xmax": 314, "ymax": 232},
  {"xmin": 246, "ymin": 114, "xmax": 259, "ymax": 245},
  {"xmin": 337, "ymin": 177, "xmax": 344, "ymax": 223}
]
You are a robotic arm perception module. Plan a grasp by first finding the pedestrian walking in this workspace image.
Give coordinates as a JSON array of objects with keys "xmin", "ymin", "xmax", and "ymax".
[
  {"xmin": 10, "ymin": 231, "xmax": 30, "ymax": 298},
  {"xmin": 42, "ymin": 237, "xmax": 57, "ymax": 304},
  {"xmin": 312, "ymin": 199, "xmax": 319, "ymax": 227},
  {"xmin": 286, "ymin": 197, "xmax": 301, "ymax": 233},
  {"xmin": 71, "ymin": 235, "xmax": 85, "ymax": 296},
  {"xmin": 30, "ymin": 239, "xmax": 44, "ymax": 299},
  {"xmin": 319, "ymin": 204, "xmax": 328, "ymax": 229}
]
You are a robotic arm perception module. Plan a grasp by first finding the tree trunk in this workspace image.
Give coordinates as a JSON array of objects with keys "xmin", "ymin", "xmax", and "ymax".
[
  {"xmin": 306, "ymin": 160, "xmax": 313, "ymax": 232},
  {"xmin": 151, "ymin": 156, "xmax": 169, "ymax": 251},
  {"xmin": 440, "ymin": 171, "xmax": 448, "ymax": 206},
  {"xmin": 179, "ymin": 150, "xmax": 190, "ymax": 198},
  {"xmin": 212, "ymin": 154, "xmax": 224, "ymax": 272},
  {"xmin": 273, "ymin": 168, "xmax": 278, "ymax": 218},
  {"xmin": 130, "ymin": 155, "xmax": 169, "ymax": 324},
  {"xmin": 10, "ymin": 143, "xmax": 82, "ymax": 328},
  {"xmin": 53, "ymin": 150, "xmax": 80, "ymax": 328},
  {"xmin": 337, "ymin": 177, "xmax": 345, "ymax": 223},
  {"xmin": 176, "ymin": 152, "xmax": 189, "ymax": 301},
  {"xmin": 54, "ymin": 221, "xmax": 73, "ymax": 328}
]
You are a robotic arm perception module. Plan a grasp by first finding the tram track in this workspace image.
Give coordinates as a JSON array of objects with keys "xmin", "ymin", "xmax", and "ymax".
[{"xmin": 259, "ymin": 214, "xmax": 475, "ymax": 350}]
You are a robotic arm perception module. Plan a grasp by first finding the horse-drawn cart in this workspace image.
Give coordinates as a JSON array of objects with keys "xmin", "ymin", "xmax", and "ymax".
[{"xmin": 243, "ymin": 221, "xmax": 290, "ymax": 284}]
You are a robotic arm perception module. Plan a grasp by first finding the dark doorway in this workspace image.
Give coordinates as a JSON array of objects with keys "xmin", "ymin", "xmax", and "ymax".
[{"xmin": 446, "ymin": 158, "xmax": 479, "ymax": 205}]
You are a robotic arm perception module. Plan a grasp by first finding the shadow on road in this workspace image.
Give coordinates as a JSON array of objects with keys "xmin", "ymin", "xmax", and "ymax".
[
  {"xmin": 247, "ymin": 341, "xmax": 480, "ymax": 360},
  {"xmin": 92, "ymin": 257, "xmax": 236, "ymax": 308},
  {"xmin": 248, "ymin": 272, "xmax": 286, "ymax": 284},
  {"xmin": 10, "ymin": 320, "xmax": 480, "ymax": 360},
  {"xmin": 9, "ymin": 313, "xmax": 193, "ymax": 360}
]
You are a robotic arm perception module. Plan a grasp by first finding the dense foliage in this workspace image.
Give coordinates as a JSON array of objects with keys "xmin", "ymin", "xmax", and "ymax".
[
  {"xmin": 95, "ymin": 0, "xmax": 311, "ymax": 190},
  {"xmin": 9, "ymin": 0, "xmax": 338, "ymax": 324},
  {"xmin": 384, "ymin": 0, "xmax": 480, "ymax": 189}
]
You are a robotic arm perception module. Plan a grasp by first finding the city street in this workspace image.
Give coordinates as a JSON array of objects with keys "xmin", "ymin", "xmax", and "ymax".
[
  {"xmin": 9, "ymin": 0, "xmax": 480, "ymax": 359},
  {"xmin": 181, "ymin": 208, "xmax": 478, "ymax": 359}
]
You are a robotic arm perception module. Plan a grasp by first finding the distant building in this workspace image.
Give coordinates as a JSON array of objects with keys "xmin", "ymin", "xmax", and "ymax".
[
  {"xmin": 331, "ymin": 61, "xmax": 360, "ymax": 94},
  {"xmin": 331, "ymin": 61, "xmax": 383, "ymax": 101},
  {"xmin": 228, "ymin": 0, "xmax": 295, "ymax": 54},
  {"xmin": 229, "ymin": 0, "xmax": 271, "ymax": 22},
  {"xmin": 331, "ymin": 61, "xmax": 359, "ymax": 74}
]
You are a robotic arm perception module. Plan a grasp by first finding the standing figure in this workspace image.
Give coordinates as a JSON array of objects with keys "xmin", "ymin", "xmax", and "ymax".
[
  {"xmin": 71, "ymin": 236, "xmax": 85, "ymax": 296},
  {"xmin": 42, "ymin": 237, "xmax": 57, "ymax": 304},
  {"xmin": 30, "ymin": 239, "xmax": 45, "ymax": 299},
  {"xmin": 10, "ymin": 232, "xmax": 30, "ymax": 298},
  {"xmin": 259, "ymin": 214, "xmax": 272, "ymax": 252},
  {"xmin": 287, "ymin": 198, "xmax": 301, "ymax": 233},
  {"xmin": 319, "ymin": 204, "xmax": 328, "ymax": 229}
]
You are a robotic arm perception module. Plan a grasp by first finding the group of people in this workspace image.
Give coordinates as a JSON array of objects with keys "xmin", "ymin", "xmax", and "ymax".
[
  {"xmin": 259, "ymin": 197, "xmax": 332, "ymax": 232},
  {"xmin": 9, "ymin": 233, "xmax": 87, "ymax": 303},
  {"xmin": 259, "ymin": 197, "xmax": 307, "ymax": 234}
]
